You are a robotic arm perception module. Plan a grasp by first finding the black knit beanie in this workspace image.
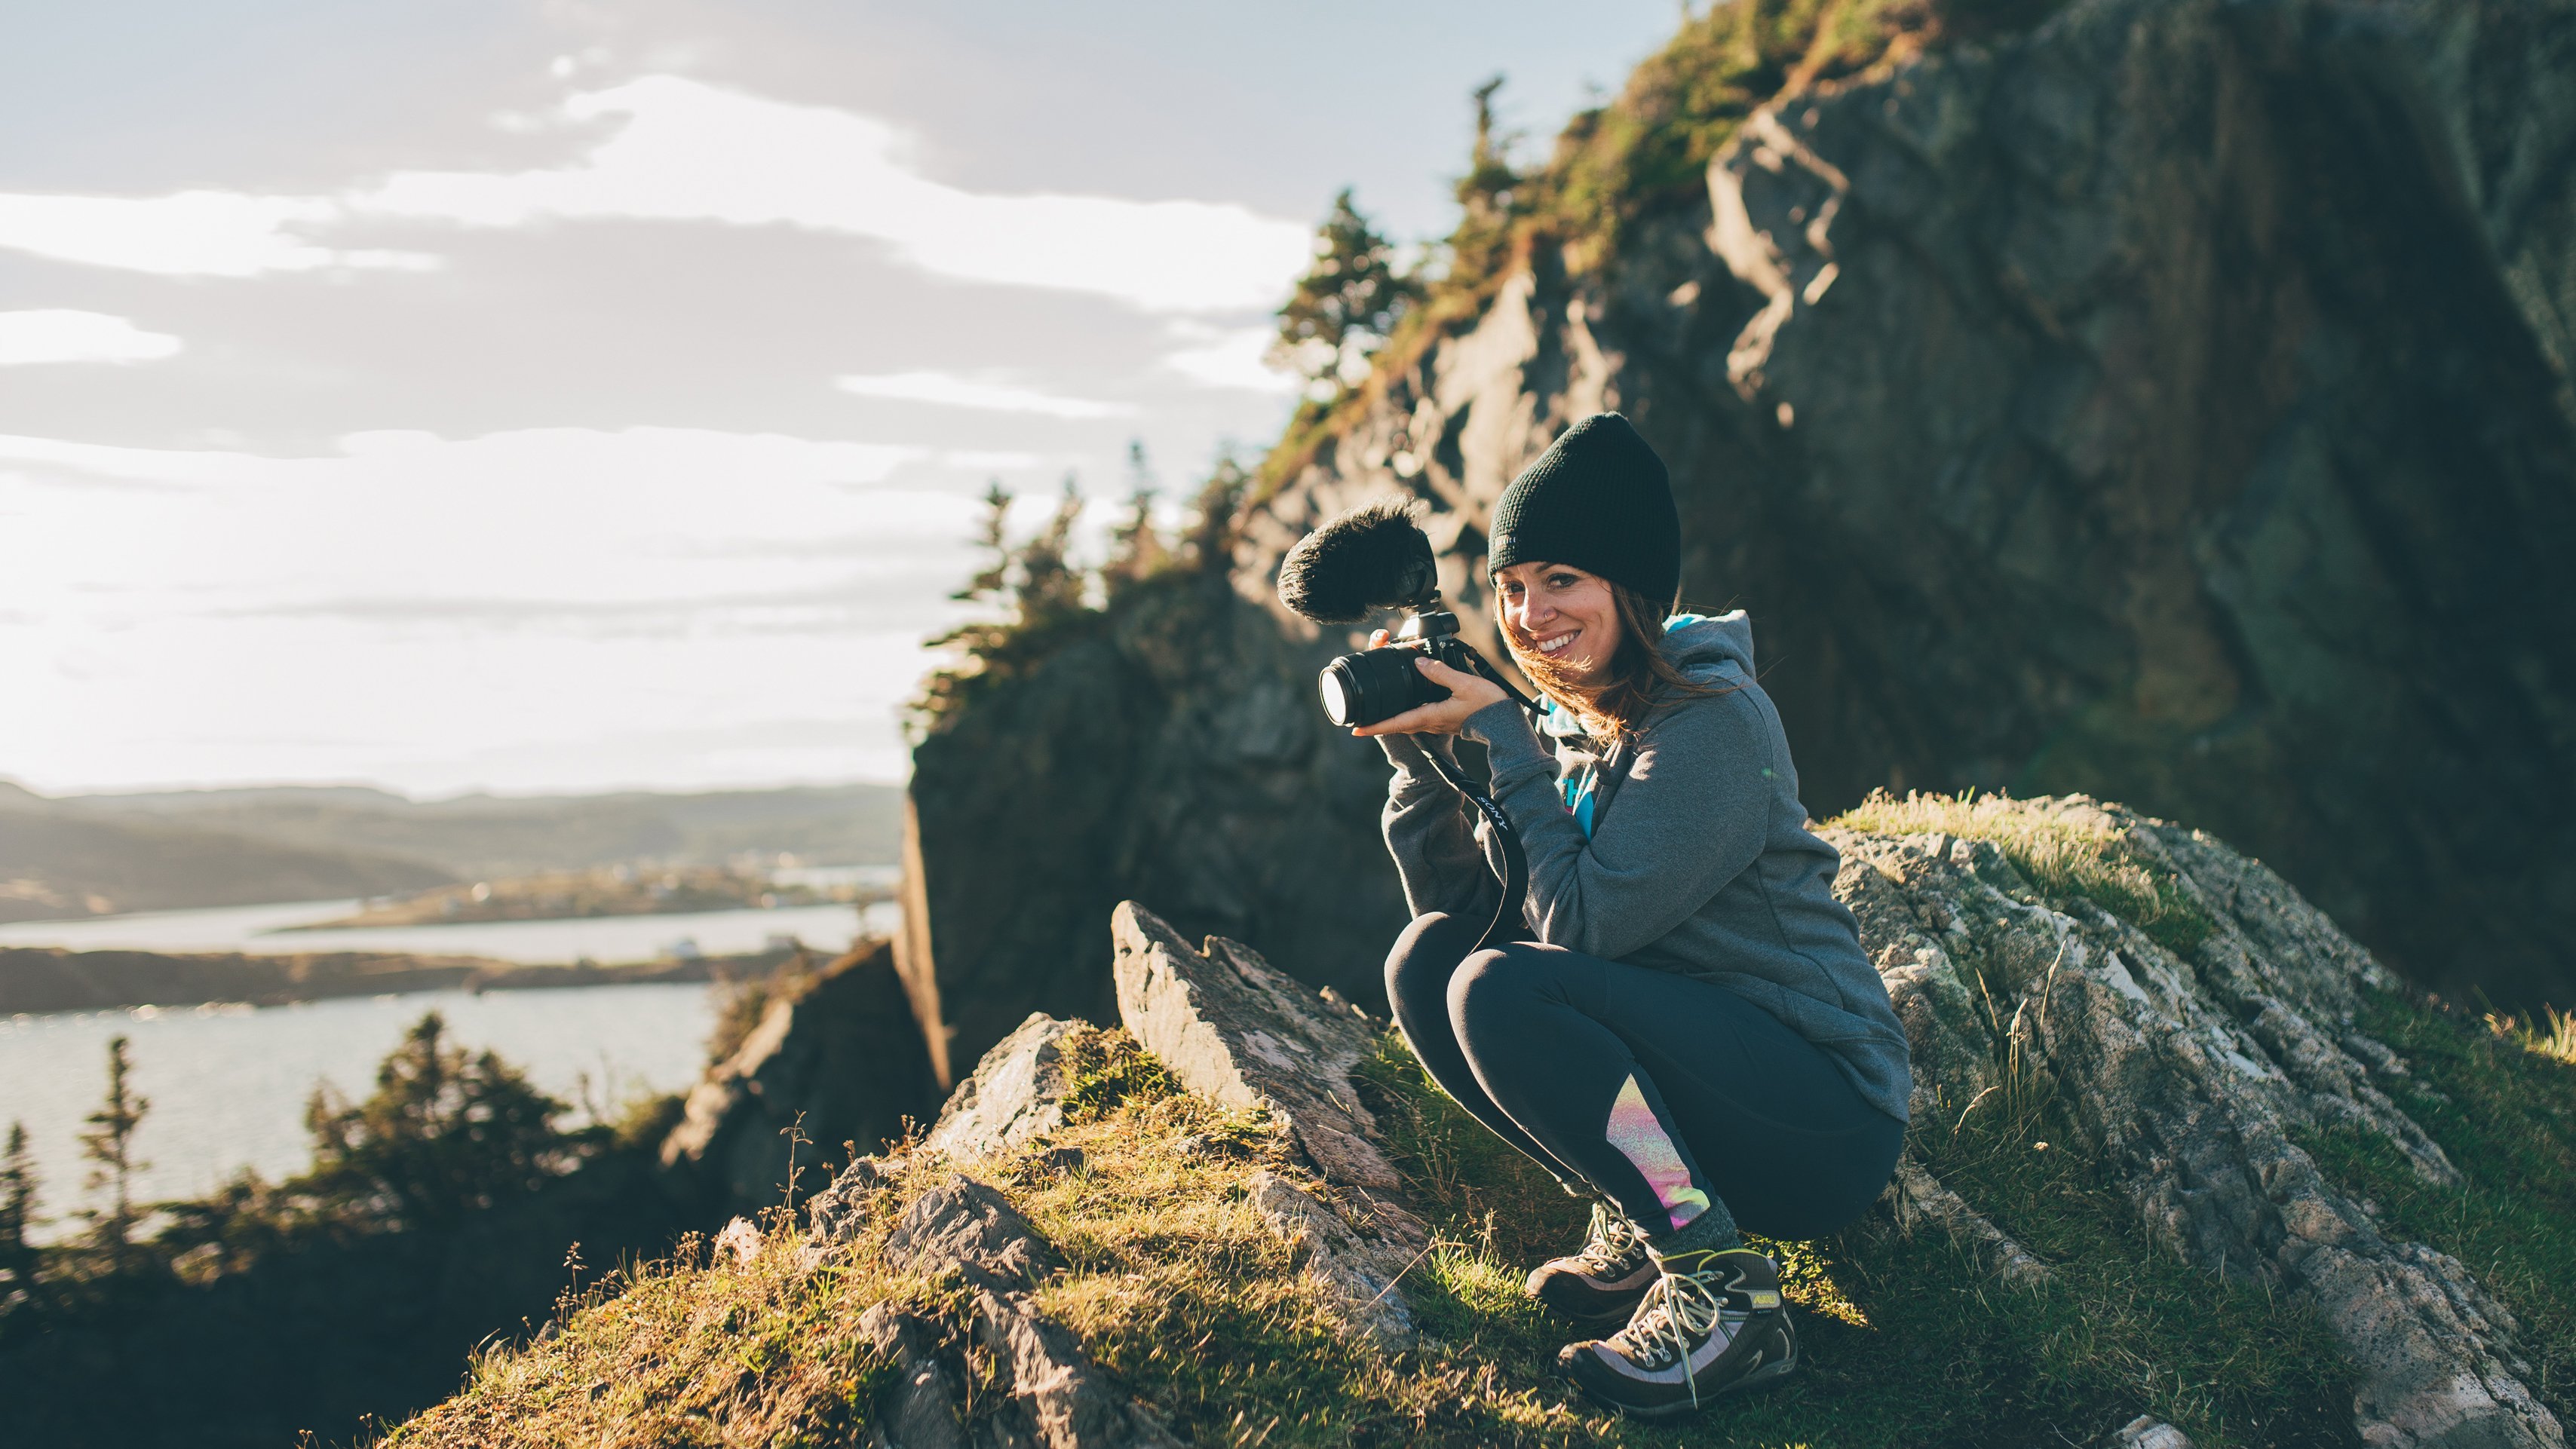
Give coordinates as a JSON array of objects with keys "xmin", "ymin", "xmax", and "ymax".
[{"xmin": 1486, "ymin": 412, "xmax": 1681, "ymax": 607}]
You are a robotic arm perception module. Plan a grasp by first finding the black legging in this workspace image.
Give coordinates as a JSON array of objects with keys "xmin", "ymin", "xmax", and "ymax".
[{"xmin": 1385, "ymin": 911, "xmax": 1903, "ymax": 1245}]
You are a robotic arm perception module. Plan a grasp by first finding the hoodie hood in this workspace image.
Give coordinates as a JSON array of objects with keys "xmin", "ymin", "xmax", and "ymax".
[
  {"xmin": 1658, "ymin": 609, "xmax": 1755, "ymax": 680},
  {"xmin": 1538, "ymin": 609, "xmax": 1756, "ymax": 739}
]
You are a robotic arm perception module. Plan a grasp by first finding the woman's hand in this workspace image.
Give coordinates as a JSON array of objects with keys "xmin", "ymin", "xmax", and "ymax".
[{"xmin": 1350, "ymin": 641, "xmax": 1509, "ymax": 737}]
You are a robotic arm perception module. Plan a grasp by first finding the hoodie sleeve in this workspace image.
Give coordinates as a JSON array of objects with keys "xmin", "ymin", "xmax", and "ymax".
[
  {"xmin": 1378, "ymin": 732, "xmax": 1501, "ymax": 924},
  {"xmin": 1464, "ymin": 691, "xmax": 1769, "ymax": 960}
]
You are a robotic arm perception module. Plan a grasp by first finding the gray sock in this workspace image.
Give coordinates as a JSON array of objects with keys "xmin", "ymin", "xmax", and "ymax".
[{"xmin": 1648, "ymin": 1196, "xmax": 1742, "ymax": 1259}]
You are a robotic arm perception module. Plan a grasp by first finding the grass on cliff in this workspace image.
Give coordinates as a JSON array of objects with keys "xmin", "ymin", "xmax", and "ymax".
[
  {"xmin": 2302, "ymin": 992, "xmax": 2576, "ymax": 1427},
  {"xmin": 382, "ymin": 1025, "xmax": 2356, "ymax": 1448},
  {"xmin": 1352, "ymin": 1035, "xmax": 2353, "ymax": 1449},
  {"xmin": 1268, "ymin": 0, "xmax": 2076, "ymax": 492},
  {"xmin": 1831, "ymin": 789, "xmax": 2218, "ymax": 958}
]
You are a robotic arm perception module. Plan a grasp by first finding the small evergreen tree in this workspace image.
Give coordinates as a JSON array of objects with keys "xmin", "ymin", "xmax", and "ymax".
[
  {"xmin": 0, "ymin": 1122, "xmax": 40, "ymax": 1312},
  {"xmin": 299, "ymin": 1012, "xmax": 581, "ymax": 1232},
  {"xmin": 1186, "ymin": 455, "xmax": 1253, "ymax": 571},
  {"xmin": 1449, "ymin": 75, "xmax": 1527, "ymax": 288},
  {"xmin": 1010, "ymin": 476, "xmax": 1091, "ymax": 626},
  {"xmin": 1106, "ymin": 441, "xmax": 1169, "ymax": 594},
  {"xmin": 77, "ymin": 1036, "xmax": 149, "ymax": 1274},
  {"xmin": 1272, "ymin": 188, "xmax": 1419, "ymax": 399},
  {"xmin": 952, "ymin": 480, "xmax": 1014, "ymax": 605}
]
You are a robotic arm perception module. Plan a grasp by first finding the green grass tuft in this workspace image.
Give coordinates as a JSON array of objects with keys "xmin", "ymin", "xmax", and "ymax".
[
  {"xmin": 1829, "ymin": 789, "xmax": 2218, "ymax": 958},
  {"xmin": 1060, "ymin": 1025, "xmax": 1185, "ymax": 1124},
  {"xmin": 2302, "ymin": 991, "xmax": 2576, "ymax": 1426}
]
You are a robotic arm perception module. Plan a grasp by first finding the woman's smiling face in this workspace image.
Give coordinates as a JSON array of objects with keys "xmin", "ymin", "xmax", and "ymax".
[{"xmin": 1494, "ymin": 560, "xmax": 1621, "ymax": 685}]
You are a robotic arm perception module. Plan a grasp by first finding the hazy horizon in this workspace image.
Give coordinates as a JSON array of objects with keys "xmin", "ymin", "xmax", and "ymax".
[
  {"xmin": 3, "ymin": 771, "xmax": 900, "ymax": 805},
  {"xmin": 2, "ymin": 0, "xmax": 1681, "ymax": 799}
]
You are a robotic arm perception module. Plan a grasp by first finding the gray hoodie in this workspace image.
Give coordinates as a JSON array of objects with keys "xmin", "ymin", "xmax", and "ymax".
[{"xmin": 1378, "ymin": 611, "xmax": 1912, "ymax": 1123}]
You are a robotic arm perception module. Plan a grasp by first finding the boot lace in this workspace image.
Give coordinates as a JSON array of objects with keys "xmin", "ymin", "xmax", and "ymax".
[
  {"xmin": 1569, "ymin": 1202, "xmax": 1648, "ymax": 1274},
  {"xmin": 1605, "ymin": 1264, "xmax": 1732, "ymax": 1406}
]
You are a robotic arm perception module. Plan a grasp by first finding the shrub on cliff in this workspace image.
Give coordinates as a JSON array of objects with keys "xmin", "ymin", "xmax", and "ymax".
[{"xmin": 909, "ymin": 457, "xmax": 1251, "ymax": 736}]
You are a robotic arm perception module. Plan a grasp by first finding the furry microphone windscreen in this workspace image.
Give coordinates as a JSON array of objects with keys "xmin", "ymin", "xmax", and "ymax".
[{"xmin": 1276, "ymin": 498, "xmax": 1440, "ymax": 623}]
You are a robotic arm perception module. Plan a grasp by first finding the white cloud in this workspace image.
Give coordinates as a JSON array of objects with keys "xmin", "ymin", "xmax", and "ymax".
[
  {"xmin": 837, "ymin": 370, "xmax": 1134, "ymax": 419},
  {"xmin": 356, "ymin": 76, "xmax": 1310, "ymax": 312},
  {"xmin": 0, "ymin": 75, "xmax": 1309, "ymax": 313},
  {"xmin": 1161, "ymin": 320, "xmax": 1297, "ymax": 394},
  {"xmin": 0, "ymin": 191, "xmax": 436, "ymax": 277},
  {"xmin": 0, "ymin": 425, "xmax": 981, "ymax": 794},
  {"xmin": 0, "ymin": 311, "xmax": 184, "ymax": 366},
  {"xmin": 0, "ymin": 426, "xmax": 959, "ymax": 623}
]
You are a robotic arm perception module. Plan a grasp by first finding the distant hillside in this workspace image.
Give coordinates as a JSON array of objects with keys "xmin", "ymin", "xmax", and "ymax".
[
  {"xmin": 50, "ymin": 782, "xmax": 904, "ymax": 878},
  {"xmin": 0, "ymin": 780, "xmax": 903, "ymax": 921},
  {"xmin": 0, "ymin": 795, "xmax": 451, "ymax": 922}
]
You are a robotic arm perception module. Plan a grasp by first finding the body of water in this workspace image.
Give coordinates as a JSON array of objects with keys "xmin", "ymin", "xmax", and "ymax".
[
  {"xmin": 0, "ymin": 885, "xmax": 909, "ymax": 1236},
  {"xmin": 0, "ymin": 982, "xmax": 719, "ymax": 1237},
  {"xmin": 0, "ymin": 896, "xmax": 901, "ymax": 963}
]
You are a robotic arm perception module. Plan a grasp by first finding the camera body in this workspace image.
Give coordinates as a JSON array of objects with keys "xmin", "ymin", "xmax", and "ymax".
[
  {"xmin": 1279, "ymin": 497, "xmax": 1534, "ymax": 949},
  {"xmin": 1317, "ymin": 607, "xmax": 1480, "ymax": 729},
  {"xmin": 1276, "ymin": 497, "xmax": 1529, "ymax": 731}
]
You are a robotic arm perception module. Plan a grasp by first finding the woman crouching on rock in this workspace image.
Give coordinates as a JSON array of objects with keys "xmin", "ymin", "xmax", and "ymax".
[{"xmin": 1353, "ymin": 412, "xmax": 1911, "ymax": 1419}]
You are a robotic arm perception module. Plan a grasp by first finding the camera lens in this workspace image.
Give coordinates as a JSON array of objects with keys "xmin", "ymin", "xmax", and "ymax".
[
  {"xmin": 1318, "ymin": 645, "xmax": 1440, "ymax": 728},
  {"xmin": 1319, "ymin": 666, "xmax": 1355, "ymax": 725}
]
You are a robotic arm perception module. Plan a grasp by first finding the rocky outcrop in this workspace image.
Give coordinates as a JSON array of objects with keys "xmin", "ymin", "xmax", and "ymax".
[
  {"xmin": 851, "ymin": 1178, "xmax": 1184, "ymax": 1449},
  {"xmin": 802, "ymin": 903, "xmax": 1440, "ymax": 1441},
  {"xmin": 1844, "ymin": 795, "xmax": 2559, "ymax": 1449},
  {"xmin": 897, "ymin": 0, "xmax": 2576, "ymax": 1068},
  {"xmin": 825, "ymin": 791, "xmax": 2562, "ymax": 1444},
  {"xmin": 659, "ymin": 943, "xmax": 938, "ymax": 1220},
  {"xmin": 919, "ymin": 1012, "xmax": 1087, "ymax": 1160},
  {"xmin": 1110, "ymin": 902, "xmax": 1429, "ymax": 1344}
]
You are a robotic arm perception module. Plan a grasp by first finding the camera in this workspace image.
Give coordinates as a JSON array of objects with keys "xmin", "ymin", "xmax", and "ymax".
[
  {"xmin": 1275, "ymin": 498, "xmax": 1532, "ymax": 731},
  {"xmin": 1277, "ymin": 497, "xmax": 1536, "ymax": 949},
  {"xmin": 1317, "ymin": 608, "xmax": 1480, "ymax": 729}
]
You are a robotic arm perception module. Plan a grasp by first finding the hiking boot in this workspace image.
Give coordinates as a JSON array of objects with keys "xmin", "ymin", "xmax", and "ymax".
[
  {"xmin": 1557, "ymin": 1245, "xmax": 1797, "ymax": 1418},
  {"xmin": 1526, "ymin": 1202, "xmax": 1658, "ymax": 1328}
]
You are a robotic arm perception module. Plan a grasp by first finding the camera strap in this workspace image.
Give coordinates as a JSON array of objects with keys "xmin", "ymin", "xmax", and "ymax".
[
  {"xmin": 1418, "ymin": 744, "xmax": 1531, "ymax": 952},
  {"xmin": 1464, "ymin": 653, "xmax": 1549, "ymax": 722}
]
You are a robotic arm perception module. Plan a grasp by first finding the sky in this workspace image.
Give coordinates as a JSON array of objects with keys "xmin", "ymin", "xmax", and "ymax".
[{"xmin": 0, "ymin": 0, "xmax": 1683, "ymax": 798}]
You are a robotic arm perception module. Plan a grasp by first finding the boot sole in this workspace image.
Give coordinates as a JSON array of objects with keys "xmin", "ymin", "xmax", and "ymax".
[
  {"xmin": 1601, "ymin": 1353, "xmax": 1797, "ymax": 1420},
  {"xmin": 1527, "ymin": 1274, "xmax": 1658, "ymax": 1329},
  {"xmin": 1533, "ymin": 1293, "xmax": 1651, "ymax": 1331}
]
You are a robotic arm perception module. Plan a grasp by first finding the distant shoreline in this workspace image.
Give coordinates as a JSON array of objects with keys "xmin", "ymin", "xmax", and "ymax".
[{"xmin": 0, "ymin": 942, "xmax": 819, "ymax": 1016}]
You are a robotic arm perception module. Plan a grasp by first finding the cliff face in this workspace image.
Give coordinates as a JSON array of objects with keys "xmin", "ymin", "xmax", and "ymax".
[
  {"xmin": 900, "ymin": 0, "xmax": 2576, "ymax": 1075},
  {"xmin": 659, "ymin": 944, "xmax": 938, "ymax": 1216},
  {"xmin": 897, "ymin": 571, "xmax": 1406, "ymax": 1084}
]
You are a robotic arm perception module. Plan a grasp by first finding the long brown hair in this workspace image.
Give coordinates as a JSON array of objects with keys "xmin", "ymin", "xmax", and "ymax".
[{"xmin": 1499, "ymin": 576, "xmax": 1716, "ymax": 742}]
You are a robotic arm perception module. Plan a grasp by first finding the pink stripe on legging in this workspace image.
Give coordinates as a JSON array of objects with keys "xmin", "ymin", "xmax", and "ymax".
[{"xmin": 1605, "ymin": 1073, "xmax": 1708, "ymax": 1231}]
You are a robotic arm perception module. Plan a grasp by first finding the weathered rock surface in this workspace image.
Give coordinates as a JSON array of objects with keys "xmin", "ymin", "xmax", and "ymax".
[
  {"xmin": 1110, "ymin": 901, "xmax": 1429, "ymax": 1344},
  {"xmin": 921, "ymin": 1012, "xmax": 1087, "ymax": 1160},
  {"xmin": 796, "ymin": 992, "xmax": 1190, "ymax": 1444},
  {"xmin": 1840, "ymin": 795, "xmax": 2559, "ymax": 1449},
  {"xmin": 1884, "ymin": 1156, "xmax": 2050, "ymax": 1288},
  {"xmin": 659, "ymin": 943, "xmax": 939, "ymax": 1220},
  {"xmin": 860, "ymin": 1178, "xmax": 1183, "ymax": 1449},
  {"xmin": 897, "ymin": 0, "xmax": 2576, "ymax": 1073},
  {"xmin": 2111, "ymin": 1418, "xmax": 2197, "ymax": 1449}
]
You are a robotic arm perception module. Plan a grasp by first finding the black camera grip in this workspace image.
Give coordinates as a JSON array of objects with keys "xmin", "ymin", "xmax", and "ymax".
[{"xmin": 1418, "ymin": 743, "xmax": 1531, "ymax": 951}]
